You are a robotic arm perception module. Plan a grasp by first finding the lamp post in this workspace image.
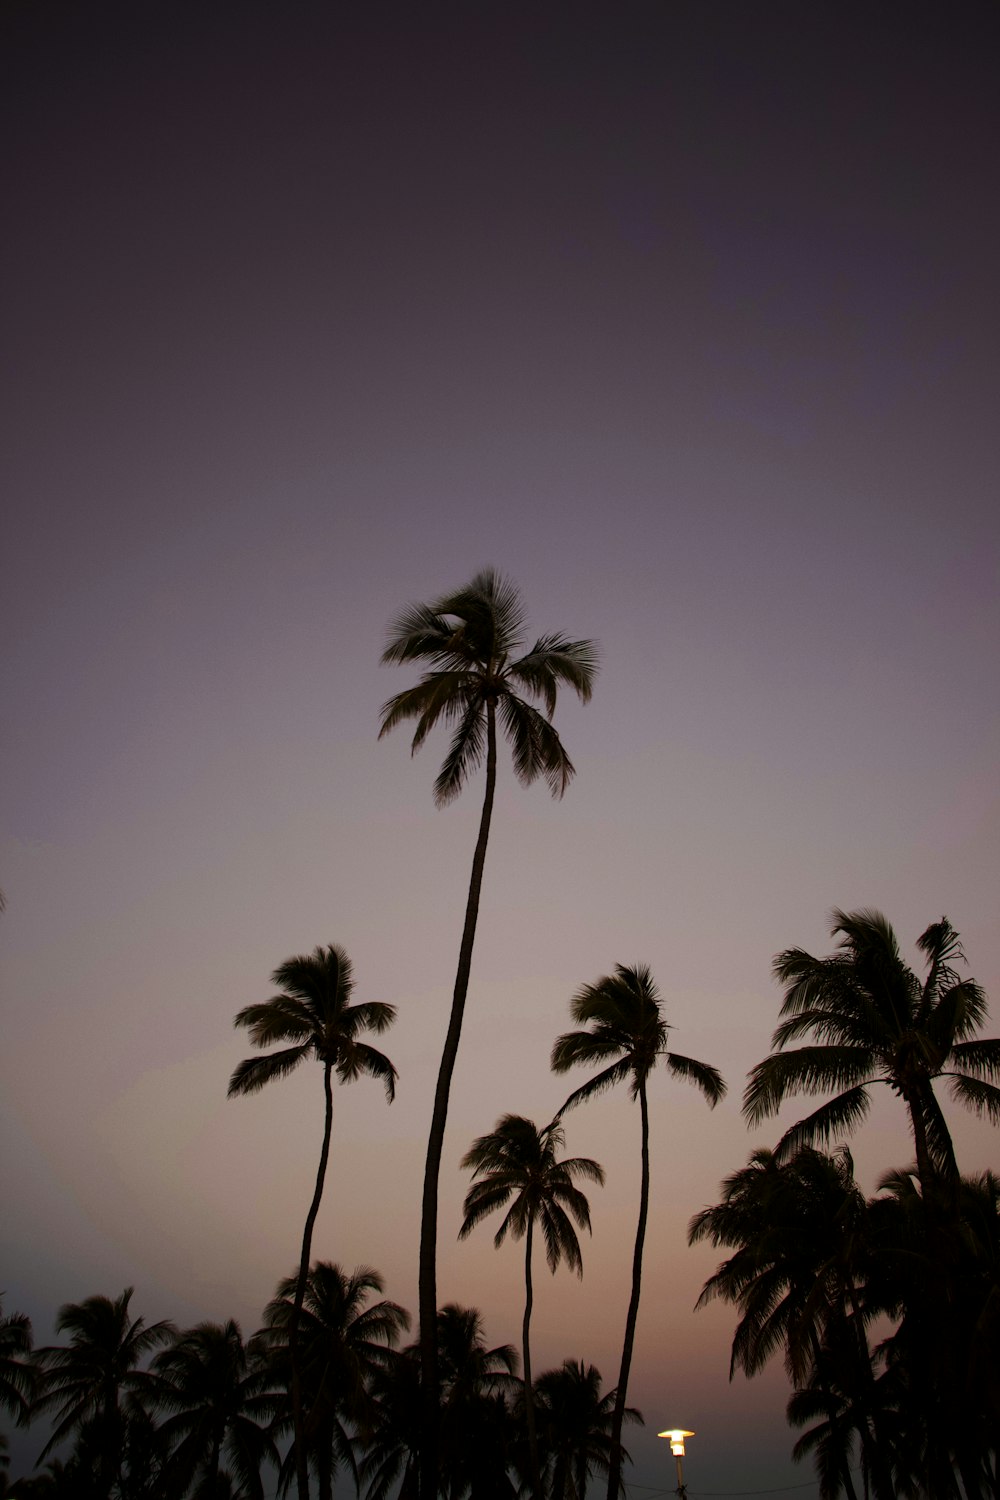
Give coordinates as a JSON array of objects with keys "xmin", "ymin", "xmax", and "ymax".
[{"xmin": 658, "ymin": 1429, "xmax": 694, "ymax": 1500}]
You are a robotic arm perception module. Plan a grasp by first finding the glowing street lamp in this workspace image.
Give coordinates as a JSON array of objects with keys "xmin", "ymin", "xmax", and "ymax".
[{"xmin": 658, "ymin": 1429, "xmax": 695, "ymax": 1499}]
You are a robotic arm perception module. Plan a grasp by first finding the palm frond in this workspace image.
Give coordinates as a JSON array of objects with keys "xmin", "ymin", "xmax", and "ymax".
[
  {"xmin": 773, "ymin": 1086, "xmax": 872, "ymax": 1159},
  {"xmin": 432, "ymin": 700, "xmax": 487, "ymax": 806},
  {"xmin": 743, "ymin": 1048, "xmax": 876, "ymax": 1125},
  {"xmin": 335, "ymin": 1042, "xmax": 398, "ymax": 1102},
  {"xmin": 377, "ymin": 673, "xmax": 475, "ymax": 745},
  {"xmin": 552, "ymin": 1058, "xmax": 634, "ymax": 1114},
  {"xmin": 507, "ymin": 635, "xmax": 599, "ymax": 715},
  {"xmin": 228, "ymin": 1046, "xmax": 311, "ymax": 1096},
  {"xmin": 945, "ymin": 1073, "xmax": 1000, "ymax": 1124},
  {"xmin": 948, "ymin": 1036, "xmax": 1000, "ymax": 1080},
  {"xmin": 233, "ymin": 998, "xmax": 315, "ymax": 1046},
  {"xmin": 498, "ymin": 693, "xmax": 576, "ymax": 797},
  {"xmin": 665, "ymin": 1051, "xmax": 727, "ymax": 1106}
]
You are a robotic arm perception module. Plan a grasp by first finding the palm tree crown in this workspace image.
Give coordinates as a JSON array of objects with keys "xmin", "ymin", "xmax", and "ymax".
[
  {"xmin": 150, "ymin": 1319, "xmax": 278, "ymax": 1500},
  {"xmin": 460, "ymin": 1115, "xmax": 604, "ymax": 1275},
  {"xmin": 743, "ymin": 910, "xmax": 999, "ymax": 1187},
  {"xmin": 379, "ymin": 568, "xmax": 598, "ymax": 806},
  {"xmin": 552, "ymin": 964, "xmax": 725, "ymax": 1500},
  {"xmin": 228, "ymin": 944, "xmax": 397, "ymax": 1102},
  {"xmin": 33, "ymin": 1289, "xmax": 175, "ymax": 1487}
]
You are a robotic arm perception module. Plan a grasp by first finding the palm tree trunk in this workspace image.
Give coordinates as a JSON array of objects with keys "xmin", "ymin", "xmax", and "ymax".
[
  {"xmin": 524, "ymin": 1217, "xmax": 541, "ymax": 1500},
  {"xmin": 290, "ymin": 1060, "xmax": 335, "ymax": 1500},
  {"xmin": 606, "ymin": 1077, "xmax": 650, "ymax": 1500},
  {"xmin": 419, "ymin": 702, "xmax": 498, "ymax": 1500},
  {"xmin": 807, "ymin": 1327, "xmax": 859, "ymax": 1500}
]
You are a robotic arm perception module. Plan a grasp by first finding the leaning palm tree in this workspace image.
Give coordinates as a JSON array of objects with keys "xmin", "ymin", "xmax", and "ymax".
[
  {"xmin": 459, "ymin": 1115, "xmax": 604, "ymax": 1499},
  {"xmin": 228, "ymin": 944, "xmax": 397, "ymax": 1500},
  {"xmin": 743, "ymin": 910, "xmax": 1000, "ymax": 1197},
  {"xmin": 379, "ymin": 569, "xmax": 597, "ymax": 1499},
  {"xmin": 552, "ymin": 964, "xmax": 725, "ymax": 1500},
  {"xmin": 32, "ymin": 1288, "xmax": 174, "ymax": 1499},
  {"xmin": 150, "ymin": 1319, "xmax": 278, "ymax": 1500},
  {"xmin": 262, "ymin": 1263, "xmax": 409, "ymax": 1500}
]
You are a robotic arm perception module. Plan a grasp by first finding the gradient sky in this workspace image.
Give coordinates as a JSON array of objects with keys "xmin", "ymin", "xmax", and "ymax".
[{"xmin": 2, "ymin": 2, "xmax": 998, "ymax": 1493}]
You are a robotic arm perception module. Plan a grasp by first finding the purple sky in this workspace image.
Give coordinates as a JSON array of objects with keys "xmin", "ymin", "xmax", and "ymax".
[{"xmin": 3, "ymin": 3, "xmax": 998, "ymax": 1492}]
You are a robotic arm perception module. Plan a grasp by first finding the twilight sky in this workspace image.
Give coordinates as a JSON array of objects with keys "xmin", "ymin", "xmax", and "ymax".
[{"xmin": 2, "ymin": 2, "xmax": 998, "ymax": 1492}]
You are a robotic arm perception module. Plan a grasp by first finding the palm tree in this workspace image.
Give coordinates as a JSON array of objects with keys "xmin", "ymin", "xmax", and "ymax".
[
  {"xmin": 689, "ymin": 1148, "xmax": 879, "ymax": 1500},
  {"xmin": 551, "ymin": 964, "xmax": 726, "ymax": 1500},
  {"xmin": 362, "ymin": 1308, "xmax": 518, "ymax": 1500},
  {"xmin": 149, "ymin": 1319, "xmax": 278, "ymax": 1500},
  {"xmin": 32, "ymin": 1288, "xmax": 174, "ymax": 1499},
  {"xmin": 532, "ymin": 1360, "xmax": 641, "ymax": 1500},
  {"xmin": 743, "ymin": 910, "xmax": 1000, "ymax": 1198},
  {"xmin": 228, "ymin": 944, "xmax": 397, "ymax": 1500},
  {"xmin": 379, "ymin": 569, "xmax": 598, "ymax": 1499},
  {"xmin": 0, "ymin": 1298, "xmax": 34, "ymax": 1426},
  {"xmin": 459, "ymin": 1115, "xmax": 604, "ymax": 1499},
  {"xmin": 261, "ymin": 1263, "xmax": 409, "ymax": 1500},
  {"xmin": 436, "ymin": 1306, "xmax": 520, "ymax": 1500}
]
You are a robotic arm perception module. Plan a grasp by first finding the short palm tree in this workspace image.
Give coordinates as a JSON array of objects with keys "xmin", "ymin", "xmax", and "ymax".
[
  {"xmin": 459, "ymin": 1115, "xmax": 604, "ymax": 1498},
  {"xmin": 261, "ymin": 1262, "xmax": 409, "ymax": 1500},
  {"xmin": 0, "ymin": 1298, "xmax": 34, "ymax": 1425},
  {"xmin": 743, "ymin": 910, "xmax": 1000, "ymax": 1196},
  {"xmin": 552, "ymin": 964, "xmax": 726, "ymax": 1500},
  {"xmin": 32, "ymin": 1288, "xmax": 175, "ymax": 1499},
  {"xmin": 150, "ymin": 1319, "xmax": 278, "ymax": 1500},
  {"xmin": 379, "ymin": 569, "xmax": 597, "ymax": 1499},
  {"xmin": 532, "ymin": 1360, "xmax": 641, "ymax": 1500},
  {"xmin": 228, "ymin": 944, "xmax": 397, "ymax": 1500}
]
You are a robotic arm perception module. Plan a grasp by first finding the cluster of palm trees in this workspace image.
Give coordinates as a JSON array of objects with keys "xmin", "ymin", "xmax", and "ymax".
[
  {"xmin": 0, "ymin": 1279, "xmax": 631, "ymax": 1499},
  {"xmin": 692, "ymin": 910, "xmax": 1000, "ymax": 1500},
  {"xmin": 6, "ymin": 576, "xmax": 998, "ymax": 1499}
]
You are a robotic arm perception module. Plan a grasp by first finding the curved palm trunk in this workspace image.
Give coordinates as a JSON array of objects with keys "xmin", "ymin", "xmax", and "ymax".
[
  {"xmin": 523, "ymin": 1218, "xmax": 541, "ymax": 1500},
  {"xmin": 290, "ymin": 1060, "xmax": 335, "ymax": 1500},
  {"xmin": 419, "ymin": 703, "xmax": 498, "ymax": 1500},
  {"xmin": 607, "ymin": 1078, "xmax": 650, "ymax": 1500}
]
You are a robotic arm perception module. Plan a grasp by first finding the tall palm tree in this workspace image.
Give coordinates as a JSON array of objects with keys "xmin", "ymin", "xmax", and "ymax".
[
  {"xmin": 150, "ymin": 1319, "xmax": 278, "ymax": 1500},
  {"xmin": 379, "ymin": 569, "xmax": 598, "ymax": 1499},
  {"xmin": 459, "ymin": 1115, "xmax": 604, "ymax": 1499},
  {"xmin": 532, "ymin": 1360, "xmax": 641, "ymax": 1500},
  {"xmin": 228, "ymin": 944, "xmax": 397, "ymax": 1500},
  {"xmin": 551, "ymin": 964, "xmax": 726, "ymax": 1500},
  {"xmin": 261, "ymin": 1263, "xmax": 409, "ymax": 1500},
  {"xmin": 32, "ymin": 1288, "xmax": 174, "ymax": 1499},
  {"xmin": 743, "ymin": 910, "xmax": 1000, "ymax": 1197}
]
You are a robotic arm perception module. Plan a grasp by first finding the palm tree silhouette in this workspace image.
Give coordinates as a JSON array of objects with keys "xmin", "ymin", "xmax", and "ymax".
[
  {"xmin": 379, "ymin": 569, "xmax": 597, "ymax": 1498},
  {"xmin": 0, "ymin": 1297, "xmax": 34, "ymax": 1427},
  {"xmin": 150, "ymin": 1319, "xmax": 278, "ymax": 1500},
  {"xmin": 552, "ymin": 964, "xmax": 725, "ymax": 1500},
  {"xmin": 261, "ymin": 1263, "xmax": 409, "ymax": 1500},
  {"xmin": 532, "ymin": 1360, "xmax": 641, "ymax": 1500},
  {"xmin": 743, "ymin": 910, "xmax": 1000, "ymax": 1196},
  {"xmin": 32, "ymin": 1288, "xmax": 174, "ymax": 1499},
  {"xmin": 459, "ymin": 1114, "xmax": 603, "ymax": 1499},
  {"xmin": 689, "ymin": 1147, "xmax": 878, "ymax": 1500},
  {"xmin": 228, "ymin": 944, "xmax": 397, "ymax": 1500}
]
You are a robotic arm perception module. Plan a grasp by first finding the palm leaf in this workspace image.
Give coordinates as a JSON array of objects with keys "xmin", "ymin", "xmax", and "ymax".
[
  {"xmin": 773, "ymin": 1086, "xmax": 872, "ymax": 1159},
  {"xmin": 665, "ymin": 1051, "xmax": 727, "ymax": 1106},
  {"xmin": 228, "ymin": 1046, "xmax": 311, "ymax": 1096}
]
